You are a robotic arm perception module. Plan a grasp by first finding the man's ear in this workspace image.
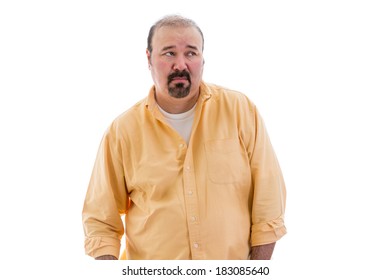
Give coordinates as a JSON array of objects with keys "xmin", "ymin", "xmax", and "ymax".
[{"xmin": 146, "ymin": 49, "xmax": 152, "ymax": 68}]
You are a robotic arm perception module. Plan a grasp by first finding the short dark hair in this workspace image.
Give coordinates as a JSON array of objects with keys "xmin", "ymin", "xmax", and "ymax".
[{"xmin": 147, "ymin": 15, "xmax": 204, "ymax": 53}]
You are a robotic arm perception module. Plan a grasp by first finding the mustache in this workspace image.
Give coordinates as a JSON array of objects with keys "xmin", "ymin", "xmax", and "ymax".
[{"xmin": 168, "ymin": 71, "xmax": 191, "ymax": 84}]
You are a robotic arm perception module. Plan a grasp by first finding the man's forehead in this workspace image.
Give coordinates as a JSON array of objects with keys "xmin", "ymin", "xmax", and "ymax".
[{"xmin": 153, "ymin": 26, "xmax": 203, "ymax": 49}]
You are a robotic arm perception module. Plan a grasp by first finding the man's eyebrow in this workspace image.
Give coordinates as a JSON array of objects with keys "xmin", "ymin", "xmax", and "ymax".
[
  {"xmin": 187, "ymin": 45, "xmax": 199, "ymax": 51},
  {"xmin": 161, "ymin": 45, "xmax": 175, "ymax": 52},
  {"xmin": 160, "ymin": 45, "xmax": 200, "ymax": 52}
]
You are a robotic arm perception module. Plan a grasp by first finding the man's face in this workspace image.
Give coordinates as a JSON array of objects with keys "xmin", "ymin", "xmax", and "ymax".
[{"xmin": 147, "ymin": 26, "xmax": 204, "ymax": 100}]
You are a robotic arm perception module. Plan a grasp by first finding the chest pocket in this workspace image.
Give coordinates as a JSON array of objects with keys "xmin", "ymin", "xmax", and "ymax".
[{"xmin": 204, "ymin": 139, "xmax": 251, "ymax": 184}]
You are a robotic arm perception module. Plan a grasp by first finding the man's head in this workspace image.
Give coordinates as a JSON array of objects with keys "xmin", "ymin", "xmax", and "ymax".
[
  {"xmin": 146, "ymin": 15, "xmax": 204, "ymax": 107},
  {"xmin": 147, "ymin": 15, "xmax": 204, "ymax": 54}
]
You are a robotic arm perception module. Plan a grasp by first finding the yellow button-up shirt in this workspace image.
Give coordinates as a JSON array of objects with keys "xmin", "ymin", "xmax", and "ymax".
[{"xmin": 82, "ymin": 82, "xmax": 286, "ymax": 260}]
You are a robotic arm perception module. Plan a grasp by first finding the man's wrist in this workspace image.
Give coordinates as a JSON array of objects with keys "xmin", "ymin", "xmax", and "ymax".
[
  {"xmin": 95, "ymin": 255, "xmax": 118, "ymax": 260},
  {"xmin": 250, "ymin": 242, "xmax": 276, "ymax": 260}
]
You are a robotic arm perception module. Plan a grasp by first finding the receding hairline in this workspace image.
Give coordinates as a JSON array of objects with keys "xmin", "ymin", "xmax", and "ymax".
[{"xmin": 147, "ymin": 15, "xmax": 204, "ymax": 53}]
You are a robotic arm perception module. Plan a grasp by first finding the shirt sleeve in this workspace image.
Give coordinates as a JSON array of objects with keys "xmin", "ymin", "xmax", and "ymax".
[
  {"xmin": 249, "ymin": 106, "xmax": 287, "ymax": 246},
  {"xmin": 82, "ymin": 122, "xmax": 129, "ymax": 259}
]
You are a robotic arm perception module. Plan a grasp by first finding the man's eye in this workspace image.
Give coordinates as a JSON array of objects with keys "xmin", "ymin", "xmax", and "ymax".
[
  {"xmin": 165, "ymin": 52, "xmax": 175, "ymax": 57},
  {"xmin": 187, "ymin": 52, "xmax": 197, "ymax": 57}
]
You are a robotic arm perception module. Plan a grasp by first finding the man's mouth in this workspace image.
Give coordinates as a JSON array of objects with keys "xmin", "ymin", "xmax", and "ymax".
[
  {"xmin": 172, "ymin": 77, "xmax": 188, "ymax": 82},
  {"xmin": 168, "ymin": 71, "xmax": 191, "ymax": 84}
]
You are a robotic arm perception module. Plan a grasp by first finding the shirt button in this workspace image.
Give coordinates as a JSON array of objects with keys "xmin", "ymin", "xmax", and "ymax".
[
  {"xmin": 179, "ymin": 143, "xmax": 184, "ymax": 148},
  {"xmin": 193, "ymin": 243, "xmax": 199, "ymax": 248},
  {"xmin": 191, "ymin": 216, "xmax": 196, "ymax": 222},
  {"xmin": 186, "ymin": 166, "xmax": 190, "ymax": 171},
  {"xmin": 188, "ymin": 190, "xmax": 193, "ymax": 195}
]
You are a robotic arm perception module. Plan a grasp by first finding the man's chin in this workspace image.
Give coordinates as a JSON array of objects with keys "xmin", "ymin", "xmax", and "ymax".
[{"xmin": 168, "ymin": 85, "xmax": 191, "ymax": 98}]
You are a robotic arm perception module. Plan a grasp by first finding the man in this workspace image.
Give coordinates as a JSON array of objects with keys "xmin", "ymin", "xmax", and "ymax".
[{"xmin": 82, "ymin": 15, "xmax": 286, "ymax": 260}]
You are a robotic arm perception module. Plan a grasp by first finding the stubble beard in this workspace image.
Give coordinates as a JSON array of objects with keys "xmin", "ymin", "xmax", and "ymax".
[
  {"xmin": 167, "ymin": 71, "xmax": 191, "ymax": 98},
  {"xmin": 168, "ymin": 83, "xmax": 191, "ymax": 98}
]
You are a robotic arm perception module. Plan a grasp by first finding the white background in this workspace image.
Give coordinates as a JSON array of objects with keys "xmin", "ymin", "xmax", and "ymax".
[{"xmin": 1, "ymin": 0, "xmax": 389, "ymax": 279}]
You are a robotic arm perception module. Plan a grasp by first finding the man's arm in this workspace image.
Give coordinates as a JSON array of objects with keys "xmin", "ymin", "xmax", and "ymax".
[
  {"xmin": 83, "ymin": 125, "xmax": 128, "ymax": 259},
  {"xmin": 250, "ymin": 242, "xmax": 276, "ymax": 260},
  {"xmin": 95, "ymin": 255, "xmax": 118, "ymax": 260},
  {"xmin": 248, "ymin": 106, "xmax": 286, "ymax": 259}
]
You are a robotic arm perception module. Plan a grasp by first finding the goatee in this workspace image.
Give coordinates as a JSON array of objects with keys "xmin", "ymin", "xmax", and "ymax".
[{"xmin": 167, "ymin": 70, "xmax": 191, "ymax": 98}]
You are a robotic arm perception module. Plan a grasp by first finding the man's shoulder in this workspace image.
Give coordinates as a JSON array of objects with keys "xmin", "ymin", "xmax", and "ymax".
[
  {"xmin": 203, "ymin": 82, "xmax": 254, "ymax": 107},
  {"xmin": 108, "ymin": 97, "xmax": 148, "ymax": 131},
  {"xmin": 118, "ymin": 98, "xmax": 147, "ymax": 118},
  {"xmin": 203, "ymin": 82, "xmax": 243, "ymax": 95}
]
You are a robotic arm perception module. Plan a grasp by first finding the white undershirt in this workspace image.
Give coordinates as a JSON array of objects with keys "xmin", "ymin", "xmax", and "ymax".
[{"xmin": 158, "ymin": 104, "xmax": 196, "ymax": 144}]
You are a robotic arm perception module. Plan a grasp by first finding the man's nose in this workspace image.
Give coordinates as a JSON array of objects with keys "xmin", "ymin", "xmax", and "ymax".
[{"xmin": 173, "ymin": 55, "xmax": 188, "ymax": 71}]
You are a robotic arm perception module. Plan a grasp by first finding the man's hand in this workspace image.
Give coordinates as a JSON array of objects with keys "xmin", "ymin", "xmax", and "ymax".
[
  {"xmin": 250, "ymin": 242, "xmax": 276, "ymax": 260},
  {"xmin": 95, "ymin": 255, "xmax": 118, "ymax": 260}
]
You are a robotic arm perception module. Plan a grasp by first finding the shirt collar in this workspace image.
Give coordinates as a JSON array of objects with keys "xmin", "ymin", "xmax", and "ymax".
[{"xmin": 145, "ymin": 81, "xmax": 212, "ymax": 113}]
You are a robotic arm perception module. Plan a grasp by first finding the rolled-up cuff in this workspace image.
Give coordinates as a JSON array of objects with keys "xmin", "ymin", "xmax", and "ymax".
[
  {"xmin": 84, "ymin": 236, "xmax": 121, "ymax": 259},
  {"xmin": 251, "ymin": 217, "xmax": 287, "ymax": 246}
]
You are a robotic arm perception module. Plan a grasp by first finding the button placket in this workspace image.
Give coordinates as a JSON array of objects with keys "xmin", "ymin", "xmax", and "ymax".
[{"xmin": 182, "ymin": 154, "xmax": 202, "ymax": 259}]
